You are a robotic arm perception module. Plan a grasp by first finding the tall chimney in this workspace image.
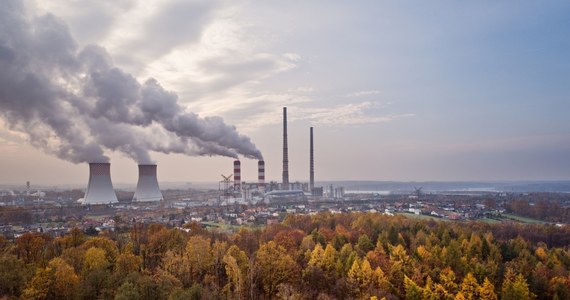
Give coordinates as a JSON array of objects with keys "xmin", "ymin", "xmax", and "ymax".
[
  {"xmin": 310, "ymin": 127, "xmax": 314, "ymax": 191},
  {"xmin": 258, "ymin": 160, "xmax": 265, "ymax": 190},
  {"xmin": 83, "ymin": 163, "xmax": 118, "ymax": 204},
  {"xmin": 234, "ymin": 160, "xmax": 241, "ymax": 190},
  {"xmin": 133, "ymin": 164, "xmax": 163, "ymax": 202},
  {"xmin": 282, "ymin": 107, "xmax": 289, "ymax": 190}
]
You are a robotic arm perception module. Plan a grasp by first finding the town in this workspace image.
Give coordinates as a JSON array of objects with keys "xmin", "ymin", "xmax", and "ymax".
[{"xmin": 2, "ymin": 183, "xmax": 569, "ymax": 240}]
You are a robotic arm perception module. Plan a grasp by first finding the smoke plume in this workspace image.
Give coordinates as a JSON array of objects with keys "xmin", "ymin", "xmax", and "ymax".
[{"xmin": 0, "ymin": 1, "xmax": 262, "ymax": 164}]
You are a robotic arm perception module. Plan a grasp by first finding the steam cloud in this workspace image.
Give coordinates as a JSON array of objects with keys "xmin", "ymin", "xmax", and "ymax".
[{"xmin": 0, "ymin": 1, "xmax": 262, "ymax": 164}]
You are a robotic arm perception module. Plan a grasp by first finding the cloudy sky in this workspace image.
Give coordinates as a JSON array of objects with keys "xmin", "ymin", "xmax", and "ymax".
[{"xmin": 1, "ymin": 0, "xmax": 569, "ymax": 186}]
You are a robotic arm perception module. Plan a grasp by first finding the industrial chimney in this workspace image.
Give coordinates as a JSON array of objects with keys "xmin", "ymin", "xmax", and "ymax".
[
  {"xmin": 83, "ymin": 163, "xmax": 118, "ymax": 205},
  {"xmin": 258, "ymin": 160, "xmax": 265, "ymax": 190},
  {"xmin": 282, "ymin": 107, "xmax": 290, "ymax": 190},
  {"xmin": 310, "ymin": 127, "xmax": 314, "ymax": 191},
  {"xmin": 234, "ymin": 160, "xmax": 241, "ymax": 190},
  {"xmin": 132, "ymin": 164, "xmax": 163, "ymax": 202}
]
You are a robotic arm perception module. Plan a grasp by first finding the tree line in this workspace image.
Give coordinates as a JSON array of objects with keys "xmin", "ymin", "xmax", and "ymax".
[
  {"xmin": 506, "ymin": 197, "xmax": 570, "ymax": 223},
  {"xmin": 1, "ymin": 212, "xmax": 570, "ymax": 299}
]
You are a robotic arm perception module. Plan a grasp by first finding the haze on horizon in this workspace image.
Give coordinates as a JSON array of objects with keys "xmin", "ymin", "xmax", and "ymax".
[{"xmin": 0, "ymin": 0, "xmax": 569, "ymax": 186}]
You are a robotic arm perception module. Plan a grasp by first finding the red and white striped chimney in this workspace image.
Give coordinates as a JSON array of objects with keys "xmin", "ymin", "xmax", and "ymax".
[
  {"xmin": 233, "ymin": 160, "xmax": 241, "ymax": 190},
  {"xmin": 258, "ymin": 160, "xmax": 265, "ymax": 189}
]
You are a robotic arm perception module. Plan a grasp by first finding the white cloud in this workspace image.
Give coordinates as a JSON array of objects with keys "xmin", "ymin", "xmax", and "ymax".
[
  {"xmin": 288, "ymin": 86, "xmax": 314, "ymax": 93},
  {"xmin": 31, "ymin": 0, "xmax": 135, "ymax": 45},
  {"xmin": 283, "ymin": 53, "xmax": 301, "ymax": 62},
  {"xmin": 297, "ymin": 102, "xmax": 414, "ymax": 127},
  {"xmin": 236, "ymin": 100, "xmax": 414, "ymax": 132},
  {"xmin": 345, "ymin": 90, "xmax": 381, "ymax": 97}
]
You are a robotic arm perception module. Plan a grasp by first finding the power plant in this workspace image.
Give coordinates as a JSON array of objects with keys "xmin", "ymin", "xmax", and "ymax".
[
  {"xmin": 82, "ymin": 163, "xmax": 118, "ymax": 204},
  {"xmin": 132, "ymin": 164, "xmax": 163, "ymax": 202},
  {"xmin": 262, "ymin": 106, "xmax": 320, "ymax": 204},
  {"xmin": 79, "ymin": 107, "xmax": 320, "ymax": 206}
]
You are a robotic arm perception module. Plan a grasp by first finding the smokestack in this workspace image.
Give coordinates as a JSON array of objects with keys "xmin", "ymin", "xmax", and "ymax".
[
  {"xmin": 133, "ymin": 164, "xmax": 163, "ymax": 202},
  {"xmin": 282, "ymin": 107, "xmax": 289, "ymax": 190},
  {"xmin": 234, "ymin": 160, "xmax": 241, "ymax": 190},
  {"xmin": 258, "ymin": 160, "xmax": 265, "ymax": 189},
  {"xmin": 310, "ymin": 127, "xmax": 314, "ymax": 191},
  {"xmin": 83, "ymin": 163, "xmax": 118, "ymax": 204}
]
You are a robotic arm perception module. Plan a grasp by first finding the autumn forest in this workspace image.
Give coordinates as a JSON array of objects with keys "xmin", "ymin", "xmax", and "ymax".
[{"xmin": 2, "ymin": 213, "xmax": 570, "ymax": 299}]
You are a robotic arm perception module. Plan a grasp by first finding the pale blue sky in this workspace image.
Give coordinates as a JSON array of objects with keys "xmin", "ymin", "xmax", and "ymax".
[{"xmin": 0, "ymin": 1, "xmax": 569, "ymax": 185}]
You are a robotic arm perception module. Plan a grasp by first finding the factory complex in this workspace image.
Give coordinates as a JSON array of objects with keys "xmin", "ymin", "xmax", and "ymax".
[{"xmin": 76, "ymin": 107, "xmax": 323, "ymax": 207}]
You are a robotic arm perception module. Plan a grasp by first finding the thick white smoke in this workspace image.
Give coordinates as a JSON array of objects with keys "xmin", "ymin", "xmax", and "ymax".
[{"xmin": 0, "ymin": 1, "xmax": 262, "ymax": 164}]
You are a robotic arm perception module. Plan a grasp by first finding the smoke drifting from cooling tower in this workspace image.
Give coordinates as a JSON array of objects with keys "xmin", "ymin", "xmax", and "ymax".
[{"xmin": 0, "ymin": 1, "xmax": 261, "ymax": 164}]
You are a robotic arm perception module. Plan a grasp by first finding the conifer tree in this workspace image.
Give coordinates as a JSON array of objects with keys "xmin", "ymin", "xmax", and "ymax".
[
  {"xmin": 459, "ymin": 273, "xmax": 479, "ymax": 300},
  {"xmin": 404, "ymin": 275, "xmax": 423, "ymax": 300},
  {"xmin": 478, "ymin": 277, "xmax": 497, "ymax": 300}
]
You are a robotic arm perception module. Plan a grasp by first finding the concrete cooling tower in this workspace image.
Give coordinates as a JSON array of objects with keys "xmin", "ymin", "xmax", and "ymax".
[
  {"xmin": 133, "ymin": 164, "xmax": 163, "ymax": 202},
  {"xmin": 83, "ymin": 163, "xmax": 118, "ymax": 204}
]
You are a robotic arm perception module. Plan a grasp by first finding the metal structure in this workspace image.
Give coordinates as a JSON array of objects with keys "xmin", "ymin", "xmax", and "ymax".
[
  {"xmin": 83, "ymin": 162, "xmax": 118, "ymax": 204},
  {"xmin": 282, "ymin": 107, "xmax": 289, "ymax": 190},
  {"xmin": 219, "ymin": 173, "xmax": 233, "ymax": 220},
  {"xmin": 413, "ymin": 187, "xmax": 423, "ymax": 198},
  {"xmin": 220, "ymin": 173, "xmax": 233, "ymax": 197},
  {"xmin": 132, "ymin": 164, "xmax": 163, "ymax": 202}
]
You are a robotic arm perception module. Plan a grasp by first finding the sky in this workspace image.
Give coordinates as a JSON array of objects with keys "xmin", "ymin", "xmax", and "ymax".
[{"xmin": 0, "ymin": 0, "xmax": 569, "ymax": 186}]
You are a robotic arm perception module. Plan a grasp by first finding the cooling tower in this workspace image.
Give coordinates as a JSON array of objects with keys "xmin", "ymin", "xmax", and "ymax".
[
  {"xmin": 133, "ymin": 164, "xmax": 163, "ymax": 202},
  {"xmin": 282, "ymin": 107, "xmax": 290, "ymax": 190},
  {"xmin": 234, "ymin": 160, "xmax": 241, "ymax": 190},
  {"xmin": 258, "ymin": 160, "xmax": 265, "ymax": 189},
  {"xmin": 83, "ymin": 163, "xmax": 118, "ymax": 205}
]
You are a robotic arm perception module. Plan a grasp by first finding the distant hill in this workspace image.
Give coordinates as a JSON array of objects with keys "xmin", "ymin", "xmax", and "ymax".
[{"xmin": 316, "ymin": 180, "xmax": 570, "ymax": 194}]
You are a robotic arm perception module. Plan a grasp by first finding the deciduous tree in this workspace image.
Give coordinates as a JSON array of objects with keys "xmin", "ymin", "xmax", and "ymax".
[{"xmin": 255, "ymin": 241, "xmax": 297, "ymax": 298}]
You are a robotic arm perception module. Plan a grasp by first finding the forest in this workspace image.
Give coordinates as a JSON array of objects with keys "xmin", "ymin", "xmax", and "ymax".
[{"xmin": 1, "ymin": 212, "xmax": 570, "ymax": 299}]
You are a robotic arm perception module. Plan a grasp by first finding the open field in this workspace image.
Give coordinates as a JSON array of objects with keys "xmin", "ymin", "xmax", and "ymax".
[
  {"xmin": 396, "ymin": 212, "xmax": 449, "ymax": 222},
  {"xmin": 499, "ymin": 213, "xmax": 552, "ymax": 225},
  {"xmin": 398, "ymin": 212, "xmax": 552, "ymax": 225},
  {"xmin": 201, "ymin": 221, "xmax": 263, "ymax": 232},
  {"xmin": 479, "ymin": 217, "xmax": 502, "ymax": 224}
]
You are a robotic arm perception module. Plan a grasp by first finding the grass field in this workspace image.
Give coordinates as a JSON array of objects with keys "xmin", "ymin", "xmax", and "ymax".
[
  {"xmin": 479, "ymin": 217, "xmax": 502, "ymax": 224},
  {"xmin": 201, "ymin": 221, "xmax": 263, "ymax": 232},
  {"xmin": 397, "ymin": 212, "xmax": 550, "ymax": 225},
  {"xmin": 499, "ymin": 213, "xmax": 551, "ymax": 225},
  {"xmin": 396, "ymin": 212, "xmax": 449, "ymax": 222}
]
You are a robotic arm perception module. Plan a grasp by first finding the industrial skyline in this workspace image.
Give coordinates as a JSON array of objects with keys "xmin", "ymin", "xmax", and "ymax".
[{"xmin": 1, "ymin": 1, "xmax": 570, "ymax": 185}]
